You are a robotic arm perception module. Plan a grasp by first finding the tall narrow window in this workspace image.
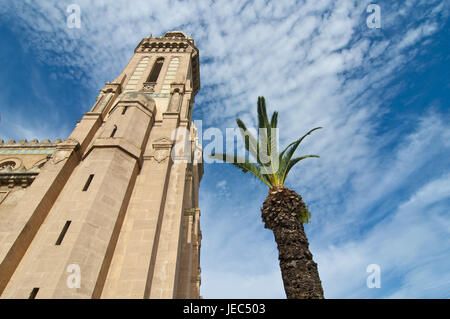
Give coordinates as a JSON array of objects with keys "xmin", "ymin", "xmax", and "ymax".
[
  {"xmin": 55, "ymin": 221, "xmax": 71, "ymax": 245},
  {"xmin": 147, "ymin": 57, "xmax": 164, "ymax": 82},
  {"xmin": 122, "ymin": 106, "xmax": 128, "ymax": 115},
  {"xmin": 29, "ymin": 288, "xmax": 39, "ymax": 299},
  {"xmin": 83, "ymin": 174, "xmax": 94, "ymax": 191},
  {"xmin": 110, "ymin": 125, "xmax": 117, "ymax": 138}
]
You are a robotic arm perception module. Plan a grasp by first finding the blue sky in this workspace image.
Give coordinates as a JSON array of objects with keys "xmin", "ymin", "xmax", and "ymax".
[{"xmin": 0, "ymin": 0, "xmax": 449, "ymax": 298}]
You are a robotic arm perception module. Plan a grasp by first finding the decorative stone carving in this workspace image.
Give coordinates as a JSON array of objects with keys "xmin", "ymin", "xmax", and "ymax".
[
  {"xmin": 184, "ymin": 208, "xmax": 195, "ymax": 216},
  {"xmin": 168, "ymin": 91, "xmax": 181, "ymax": 112},
  {"xmin": 151, "ymin": 137, "xmax": 174, "ymax": 163},
  {"xmin": 49, "ymin": 138, "xmax": 80, "ymax": 164},
  {"xmin": 153, "ymin": 149, "xmax": 170, "ymax": 163},
  {"xmin": 0, "ymin": 164, "xmax": 13, "ymax": 172},
  {"xmin": 0, "ymin": 158, "xmax": 22, "ymax": 170},
  {"xmin": 152, "ymin": 136, "xmax": 173, "ymax": 147},
  {"xmin": 0, "ymin": 159, "xmax": 41, "ymax": 188},
  {"xmin": 142, "ymin": 82, "xmax": 156, "ymax": 93},
  {"xmin": 56, "ymin": 137, "xmax": 79, "ymax": 150},
  {"xmin": 101, "ymin": 81, "xmax": 122, "ymax": 95},
  {"xmin": 51, "ymin": 150, "xmax": 71, "ymax": 165}
]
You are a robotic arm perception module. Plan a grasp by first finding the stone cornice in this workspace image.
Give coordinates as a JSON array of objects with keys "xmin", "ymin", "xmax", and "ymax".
[
  {"xmin": 0, "ymin": 139, "xmax": 61, "ymax": 149},
  {"xmin": 152, "ymin": 137, "xmax": 174, "ymax": 149},
  {"xmin": 134, "ymin": 32, "xmax": 198, "ymax": 54},
  {"xmin": 184, "ymin": 208, "xmax": 195, "ymax": 217},
  {"xmin": 55, "ymin": 137, "xmax": 80, "ymax": 151},
  {"xmin": 108, "ymin": 92, "xmax": 156, "ymax": 117},
  {"xmin": 0, "ymin": 163, "xmax": 42, "ymax": 187},
  {"xmin": 0, "ymin": 174, "xmax": 38, "ymax": 188},
  {"xmin": 84, "ymin": 137, "xmax": 143, "ymax": 165}
]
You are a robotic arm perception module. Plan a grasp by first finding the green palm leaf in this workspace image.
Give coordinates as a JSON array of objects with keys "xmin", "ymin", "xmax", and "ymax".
[
  {"xmin": 210, "ymin": 152, "xmax": 272, "ymax": 188},
  {"xmin": 236, "ymin": 118, "xmax": 259, "ymax": 163},
  {"xmin": 278, "ymin": 127, "xmax": 322, "ymax": 183},
  {"xmin": 209, "ymin": 96, "xmax": 321, "ymax": 189}
]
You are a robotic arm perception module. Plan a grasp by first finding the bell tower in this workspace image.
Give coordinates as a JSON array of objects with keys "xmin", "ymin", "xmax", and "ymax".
[{"xmin": 0, "ymin": 31, "xmax": 203, "ymax": 299}]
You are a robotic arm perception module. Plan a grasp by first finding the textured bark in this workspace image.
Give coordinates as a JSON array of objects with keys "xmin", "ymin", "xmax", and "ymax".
[{"xmin": 261, "ymin": 186, "xmax": 324, "ymax": 299}]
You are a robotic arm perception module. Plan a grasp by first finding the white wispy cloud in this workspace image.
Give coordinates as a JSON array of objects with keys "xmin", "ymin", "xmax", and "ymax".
[{"xmin": 317, "ymin": 173, "xmax": 450, "ymax": 298}]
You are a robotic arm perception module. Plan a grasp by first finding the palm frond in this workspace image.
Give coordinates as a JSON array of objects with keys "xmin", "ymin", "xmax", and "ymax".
[
  {"xmin": 211, "ymin": 97, "xmax": 322, "ymax": 189},
  {"xmin": 279, "ymin": 127, "xmax": 322, "ymax": 161},
  {"xmin": 270, "ymin": 111, "xmax": 278, "ymax": 129},
  {"xmin": 209, "ymin": 152, "xmax": 273, "ymax": 188},
  {"xmin": 256, "ymin": 97, "xmax": 282, "ymax": 185},
  {"xmin": 236, "ymin": 118, "xmax": 259, "ymax": 163},
  {"xmin": 277, "ymin": 127, "xmax": 322, "ymax": 183},
  {"xmin": 257, "ymin": 97, "xmax": 270, "ymax": 130}
]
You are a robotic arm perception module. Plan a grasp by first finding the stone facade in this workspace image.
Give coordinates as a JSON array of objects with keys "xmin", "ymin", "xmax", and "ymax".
[{"xmin": 0, "ymin": 31, "xmax": 203, "ymax": 299}]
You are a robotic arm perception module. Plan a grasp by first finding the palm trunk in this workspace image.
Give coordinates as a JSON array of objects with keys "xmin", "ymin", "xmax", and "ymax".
[{"xmin": 261, "ymin": 186, "xmax": 324, "ymax": 299}]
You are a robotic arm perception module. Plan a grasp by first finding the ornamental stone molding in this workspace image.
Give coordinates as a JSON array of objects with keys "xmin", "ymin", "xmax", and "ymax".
[
  {"xmin": 109, "ymin": 92, "xmax": 156, "ymax": 117},
  {"xmin": 152, "ymin": 137, "xmax": 174, "ymax": 149},
  {"xmin": 151, "ymin": 137, "xmax": 174, "ymax": 163},
  {"xmin": 142, "ymin": 81, "xmax": 156, "ymax": 93},
  {"xmin": 0, "ymin": 158, "xmax": 22, "ymax": 170},
  {"xmin": 101, "ymin": 81, "xmax": 123, "ymax": 95},
  {"xmin": 50, "ymin": 150, "xmax": 71, "ymax": 165},
  {"xmin": 0, "ymin": 158, "xmax": 43, "ymax": 188},
  {"xmin": 0, "ymin": 138, "xmax": 61, "ymax": 148},
  {"xmin": 170, "ymin": 83, "xmax": 185, "ymax": 94},
  {"xmin": 184, "ymin": 208, "xmax": 196, "ymax": 217},
  {"xmin": 153, "ymin": 149, "xmax": 170, "ymax": 163}
]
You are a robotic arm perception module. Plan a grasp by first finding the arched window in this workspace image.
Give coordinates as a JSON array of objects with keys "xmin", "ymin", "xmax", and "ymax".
[
  {"xmin": 168, "ymin": 88, "xmax": 181, "ymax": 112},
  {"xmin": 147, "ymin": 57, "xmax": 164, "ymax": 82},
  {"xmin": 0, "ymin": 158, "xmax": 21, "ymax": 170},
  {"xmin": 0, "ymin": 161, "xmax": 17, "ymax": 170}
]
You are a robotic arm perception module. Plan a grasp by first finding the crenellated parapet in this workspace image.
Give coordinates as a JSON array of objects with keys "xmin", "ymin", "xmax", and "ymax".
[
  {"xmin": 0, "ymin": 138, "xmax": 73, "ymax": 188},
  {"xmin": 0, "ymin": 138, "xmax": 61, "ymax": 148},
  {"xmin": 134, "ymin": 31, "xmax": 197, "ymax": 54}
]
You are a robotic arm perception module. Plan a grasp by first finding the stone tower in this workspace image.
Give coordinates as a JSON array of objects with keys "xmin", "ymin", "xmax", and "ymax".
[{"xmin": 0, "ymin": 31, "xmax": 203, "ymax": 299}]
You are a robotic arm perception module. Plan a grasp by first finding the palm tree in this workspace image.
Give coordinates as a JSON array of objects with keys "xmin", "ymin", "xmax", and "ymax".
[{"xmin": 211, "ymin": 96, "xmax": 324, "ymax": 299}]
